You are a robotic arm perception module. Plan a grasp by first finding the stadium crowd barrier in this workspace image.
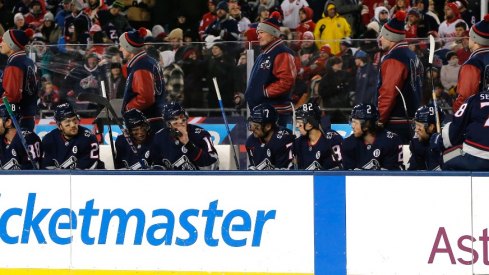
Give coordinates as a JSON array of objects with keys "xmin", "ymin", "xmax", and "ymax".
[{"xmin": 0, "ymin": 171, "xmax": 486, "ymax": 274}]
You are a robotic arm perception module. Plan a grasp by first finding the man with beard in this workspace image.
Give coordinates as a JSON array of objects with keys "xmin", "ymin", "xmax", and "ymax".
[
  {"xmin": 42, "ymin": 103, "xmax": 104, "ymax": 169},
  {"xmin": 245, "ymin": 103, "xmax": 294, "ymax": 170},
  {"xmin": 438, "ymin": 2, "xmax": 464, "ymax": 50},
  {"xmin": 342, "ymin": 103, "xmax": 404, "ymax": 170},
  {"xmin": 0, "ymin": 104, "xmax": 42, "ymax": 170},
  {"xmin": 376, "ymin": 10, "xmax": 423, "ymax": 144},
  {"xmin": 408, "ymin": 104, "xmax": 445, "ymax": 170},
  {"xmin": 294, "ymin": 102, "xmax": 343, "ymax": 170},
  {"xmin": 114, "ymin": 109, "xmax": 153, "ymax": 170}
]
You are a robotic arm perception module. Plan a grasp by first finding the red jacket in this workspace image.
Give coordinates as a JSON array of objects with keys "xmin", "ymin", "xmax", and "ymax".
[{"xmin": 199, "ymin": 12, "xmax": 217, "ymax": 40}]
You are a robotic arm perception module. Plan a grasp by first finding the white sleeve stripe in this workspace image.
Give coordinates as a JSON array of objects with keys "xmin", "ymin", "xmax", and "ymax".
[{"xmin": 442, "ymin": 122, "xmax": 453, "ymax": 149}]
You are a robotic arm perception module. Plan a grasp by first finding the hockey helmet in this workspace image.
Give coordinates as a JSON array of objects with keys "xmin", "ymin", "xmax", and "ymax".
[
  {"xmin": 0, "ymin": 103, "xmax": 21, "ymax": 122},
  {"xmin": 54, "ymin": 103, "xmax": 78, "ymax": 123},
  {"xmin": 413, "ymin": 104, "xmax": 445, "ymax": 128},
  {"xmin": 295, "ymin": 102, "xmax": 322, "ymax": 127},
  {"xmin": 123, "ymin": 108, "xmax": 149, "ymax": 130},
  {"xmin": 247, "ymin": 103, "xmax": 278, "ymax": 127},
  {"xmin": 349, "ymin": 103, "xmax": 380, "ymax": 125},
  {"xmin": 162, "ymin": 102, "xmax": 188, "ymax": 123}
]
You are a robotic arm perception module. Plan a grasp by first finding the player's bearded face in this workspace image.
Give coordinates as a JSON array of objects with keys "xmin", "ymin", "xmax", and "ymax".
[
  {"xmin": 248, "ymin": 121, "xmax": 268, "ymax": 138},
  {"xmin": 59, "ymin": 116, "xmax": 79, "ymax": 138},
  {"xmin": 350, "ymin": 118, "xmax": 364, "ymax": 138},
  {"xmin": 0, "ymin": 118, "xmax": 6, "ymax": 135},
  {"xmin": 414, "ymin": 122, "xmax": 430, "ymax": 142}
]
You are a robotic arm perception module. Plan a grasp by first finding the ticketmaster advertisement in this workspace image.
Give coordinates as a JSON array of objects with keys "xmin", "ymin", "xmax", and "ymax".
[{"xmin": 0, "ymin": 174, "xmax": 314, "ymax": 274}]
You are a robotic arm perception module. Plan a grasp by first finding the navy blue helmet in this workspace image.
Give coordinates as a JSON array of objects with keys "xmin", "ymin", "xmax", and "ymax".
[
  {"xmin": 296, "ymin": 102, "xmax": 321, "ymax": 126},
  {"xmin": 162, "ymin": 102, "xmax": 188, "ymax": 123},
  {"xmin": 248, "ymin": 103, "xmax": 278, "ymax": 126},
  {"xmin": 349, "ymin": 103, "xmax": 380, "ymax": 125},
  {"xmin": 0, "ymin": 103, "xmax": 21, "ymax": 122},
  {"xmin": 54, "ymin": 103, "xmax": 78, "ymax": 123},
  {"xmin": 123, "ymin": 108, "xmax": 149, "ymax": 130},
  {"xmin": 413, "ymin": 104, "xmax": 445, "ymax": 128}
]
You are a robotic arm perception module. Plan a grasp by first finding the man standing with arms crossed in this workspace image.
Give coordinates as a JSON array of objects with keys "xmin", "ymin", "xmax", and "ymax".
[
  {"xmin": 245, "ymin": 12, "xmax": 297, "ymax": 128},
  {"xmin": 377, "ymin": 10, "xmax": 424, "ymax": 143},
  {"xmin": 452, "ymin": 15, "xmax": 489, "ymax": 113}
]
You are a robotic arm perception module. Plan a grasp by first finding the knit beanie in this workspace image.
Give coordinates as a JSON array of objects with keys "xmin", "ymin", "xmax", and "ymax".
[
  {"xmin": 119, "ymin": 27, "xmax": 146, "ymax": 54},
  {"xmin": 216, "ymin": 1, "xmax": 229, "ymax": 13},
  {"xmin": 257, "ymin": 11, "xmax": 281, "ymax": 38},
  {"xmin": 320, "ymin": 44, "xmax": 331, "ymax": 55},
  {"xmin": 445, "ymin": 3, "xmax": 459, "ymax": 16},
  {"xmin": 3, "ymin": 29, "xmax": 34, "ymax": 51},
  {"xmin": 469, "ymin": 14, "xmax": 489, "ymax": 46},
  {"xmin": 380, "ymin": 10, "xmax": 406, "ymax": 42}
]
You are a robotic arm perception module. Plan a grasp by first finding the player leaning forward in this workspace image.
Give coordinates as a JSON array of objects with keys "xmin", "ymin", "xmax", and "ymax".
[
  {"xmin": 42, "ymin": 103, "xmax": 104, "ymax": 169},
  {"xmin": 0, "ymin": 103, "xmax": 42, "ymax": 169},
  {"xmin": 151, "ymin": 102, "xmax": 219, "ymax": 170}
]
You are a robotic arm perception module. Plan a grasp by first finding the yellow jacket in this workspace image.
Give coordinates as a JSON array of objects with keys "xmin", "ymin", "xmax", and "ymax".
[{"xmin": 313, "ymin": 13, "xmax": 351, "ymax": 55}]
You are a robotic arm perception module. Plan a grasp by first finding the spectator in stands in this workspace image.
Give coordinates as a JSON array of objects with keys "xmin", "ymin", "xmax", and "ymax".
[
  {"xmin": 199, "ymin": 0, "xmax": 218, "ymax": 40},
  {"xmin": 337, "ymin": 38, "xmax": 356, "ymax": 74},
  {"xmin": 162, "ymin": 47, "xmax": 185, "ymax": 105},
  {"xmin": 170, "ymin": 11, "xmax": 199, "ymax": 41},
  {"xmin": 108, "ymin": 62, "xmax": 125, "ymax": 100},
  {"xmin": 0, "ymin": 1, "xmax": 12, "ymax": 32},
  {"xmin": 415, "ymin": 0, "xmax": 439, "ymax": 34},
  {"xmin": 255, "ymin": 4, "xmax": 269, "ymax": 23},
  {"xmin": 439, "ymin": 2, "xmax": 465, "ymax": 50},
  {"xmin": 406, "ymin": 8, "xmax": 422, "ymax": 38},
  {"xmin": 108, "ymin": 0, "xmax": 130, "ymax": 36},
  {"xmin": 353, "ymin": 50, "xmax": 377, "ymax": 105},
  {"xmin": 41, "ymin": 12, "xmax": 62, "ymax": 44},
  {"xmin": 429, "ymin": 83, "xmax": 453, "ymax": 112},
  {"xmin": 24, "ymin": 0, "xmax": 45, "ymax": 29},
  {"xmin": 207, "ymin": 41, "xmax": 237, "ymax": 110},
  {"xmin": 167, "ymin": 28, "xmax": 184, "ymax": 52},
  {"xmin": 448, "ymin": 21, "xmax": 467, "ymax": 51},
  {"xmin": 292, "ymin": 6, "xmax": 315, "ymax": 51},
  {"xmin": 84, "ymin": 0, "xmax": 108, "ymax": 19},
  {"xmin": 122, "ymin": 0, "xmax": 154, "ymax": 29},
  {"xmin": 389, "ymin": 0, "xmax": 410, "ymax": 19},
  {"xmin": 69, "ymin": 17, "xmax": 90, "ymax": 48},
  {"xmin": 178, "ymin": 46, "xmax": 207, "ymax": 110},
  {"xmin": 299, "ymin": 44, "xmax": 331, "ymax": 82},
  {"xmin": 55, "ymin": 0, "xmax": 71, "ymax": 30},
  {"xmin": 38, "ymin": 81, "xmax": 60, "ymax": 111},
  {"xmin": 314, "ymin": 1, "xmax": 352, "ymax": 55},
  {"xmin": 64, "ymin": 0, "xmax": 92, "ymax": 38},
  {"xmin": 280, "ymin": 0, "xmax": 309, "ymax": 31},
  {"xmin": 440, "ymin": 51, "xmax": 460, "ymax": 96},
  {"xmin": 318, "ymin": 56, "xmax": 352, "ymax": 122},
  {"xmin": 95, "ymin": 9, "xmax": 119, "ymax": 43},
  {"xmin": 299, "ymin": 31, "xmax": 319, "ymax": 67},
  {"xmin": 13, "ymin": 13, "xmax": 29, "ymax": 31},
  {"xmin": 366, "ymin": 6, "xmax": 388, "ymax": 35},
  {"xmin": 421, "ymin": 67, "xmax": 440, "ymax": 104},
  {"xmin": 333, "ymin": 0, "xmax": 364, "ymax": 37},
  {"xmin": 455, "ymin": 30, "xmax": 470, "ymax": 65},
  {"xmin": 13, "ymin": 0, "xmax": 35, "ymax": 15},
  {"xmin": 361, "ymin": 0, "xmax": 395, "ymax": 26},
  {"xmin": 451, "ymin": 0, "xmax": 476, "ymax": 28},
  {"xmin": 203, "ymin": 1, "xmax": 240, "ymax": 57}
]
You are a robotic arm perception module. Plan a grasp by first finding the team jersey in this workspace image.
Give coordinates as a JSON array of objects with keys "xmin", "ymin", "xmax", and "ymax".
[
  {"xmin": 245, "ymin": 126, "xmax": 295, "ymax": 170},
  {"xmin": 0, "ymin": 129, "xmax": 42, "ymax": 170},
  {"xmin": 407, "ymin": 136, "xmax": 442, "ymax": 171},
  {"xmin": 441, "ymin": 92, "xmax": 489, "ymax": 160},
  {"xmin": 151, "ymin": 124, "xmax": 219, "ymax": 170},
  {"xmin": 294, "ymin": 129, "xmax": 343, "ymax": 170},
  {"xmin": 114, "ymin": 131, "xmax": 154, "ymax": 170},
  {"xmin": 342, "ymin": 130, "xmax": 404, "ymax": 170},
  {"xmin": 41, "ymin": 126, "xmax": 104, "ymax": 169}
]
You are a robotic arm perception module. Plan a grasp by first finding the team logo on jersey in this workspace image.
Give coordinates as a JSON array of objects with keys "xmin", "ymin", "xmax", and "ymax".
[
  {"xmin": 260, "ymin": 59, "xmax": 271, "ymax": 70},
  {"xmin": 80, "ymin": 75, "xmax": 99, "ymax": 89},
  {"xmin": 153, "ymin": 65, "xmax": 164, "ymax": 96},
  {"xmin": 316, "ymin": 151, "xmax": 320, "ymax": 159},
  {"xmin": 367, "ymin": 144, "xmax": 371, "ymax": 150},
  {"xmin": 326, "ymin": 132, "xmax": 333, "ymax": 139},
  {"xmin": 137, "ymin": 144, "xmax": 141, "ymax": 149},
  {"xmin": 65, "ymin": 141, "xmax": 69, "ymax": 146},
  {"xmin": 409, "ymin": 57, "xmax": 424, "ymax": 92},
  {"xmin": 387, "ymin": 131, "xmax": 395, "ymax": 138},
  {"xmin": 267, "ymin": 148, "xmax": 271, "ymax": 157},
  {"xmin": 73, "ymin": 146, "xmax": 78, "ymax": 154},
  {"xmin": 373, "ymin": 149, "xmax": 380, "ymax": 157},
  {"xmin": 164, "ymin": 155, "xmax": 197, "ymax": 170},
  {"xmin": 195, "ymin": 128, "xmax": 202, "ymax": 134},
  {"xmin": 175, "ymin": 140, "xmax": 180, "ymax": 145},
  {"xmin": 261, "ymin": 143, "xmax": 265, "ymax": 147},
  {"xmin": 2, "ymin": 158, "xmax": 20, "ymax": 170},
  {"xmin": 11, "ymin": 149, "xmax": 16, "ymax": 157},
  {"xmin": 306, "ymin": 161, "xmax": 322, "ymax": 170},
  {"xmin": 182, "ymin": 146, "xmax": 188, "ymax": 154},
  {"xmin": 145, "ymin": 151, "xmax": 150, "ymax": 158}
]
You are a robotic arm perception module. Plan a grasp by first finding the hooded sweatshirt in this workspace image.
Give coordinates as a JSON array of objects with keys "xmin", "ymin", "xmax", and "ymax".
[{"xmin": 294, "ymin": 7, "xmax": 316, "ymax": 42}]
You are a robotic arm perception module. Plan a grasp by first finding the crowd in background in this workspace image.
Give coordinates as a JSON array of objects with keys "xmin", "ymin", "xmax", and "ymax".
[{"xmin": 0, "ymin": 0, "xmax": 483, "ymax": 119}]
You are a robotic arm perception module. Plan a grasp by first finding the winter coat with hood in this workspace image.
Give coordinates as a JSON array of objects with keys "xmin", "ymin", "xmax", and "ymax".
[
  {"xmin": 332, "ymin": 0, "xmax": 363, "ymax": 36},
  {"xmin": 294, "ymin": 7, "xmax": 316, "ymax": 42},
  {"xmin": 314, "ymin": 1, "xmax": 352, "ymax": 55},
  {"xmin": 84, "ymin": 0, "xmax": 108, "ymax": 19}
]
